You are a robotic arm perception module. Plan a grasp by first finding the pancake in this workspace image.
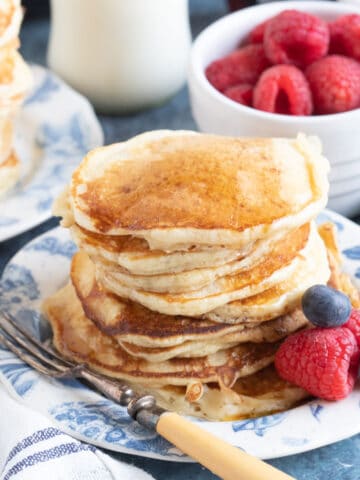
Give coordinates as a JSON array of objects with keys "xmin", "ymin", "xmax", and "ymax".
[
  {"xmin": 70, "ymin": 223, "xmax": 253, "ymax": 275},
  {"xmin": 116, "ymin": 305, "xmax": 305, "ymax": 362},
  {"xmin": 0, "ymin": 119, "xmax": 13, "ymax": 165},
  {"xmin": 0, "ymin": 149, "xmax": 19, "ymax": 196},
  {"xmin": 0, "ymin": 3, "xmax": 29, "ymax": 199},
  {"xmin": 139, "ymin": 366, "xmax": 309, "ymax": 421},
  {"xmin": 0, "ymin": 51, "xmax": 32, "ymax": 109},
  {"xmin": 118, "ymin": 338, "xmax": 239, "ymax": 362},
  {"xmin": 85, "ymin": 226, "xmax": 308, "ymax": 294},
  {"xmin": 207, "ymin": 225, "xmax": 330, "ymax": 323},
  {"xmin": 68, "ymin": 130, "xmax": 329, "ymax": 250},
  {"xmin": 70, "ymin": 250, "xmax": 309, "ymax": 359},
  {"xmin": 43, "ymin": 282, "xmax": 278, "ymax": 388},
  {"xmin": 96, "ymin": 223, "xmax": 325, "ymax": 316},
  {"xmin": 0, "ymin": 1, "xmax": 22, "ymax": 50},
  {"xmin": 71, "ymin": 222, "xmax": 257, "ymax": 275},
  {"xmin": 318, "ymin": 222, "xmax": 360, "ymax": 308}
]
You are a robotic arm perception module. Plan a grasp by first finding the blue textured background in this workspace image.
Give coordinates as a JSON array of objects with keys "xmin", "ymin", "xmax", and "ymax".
[{"xmin": 0, "ymin": 1, "xmax": 356, "ymax": 478}]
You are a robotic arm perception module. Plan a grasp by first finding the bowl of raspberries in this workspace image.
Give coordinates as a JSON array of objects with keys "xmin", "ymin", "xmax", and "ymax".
[{"xmin": 188, "ymin": 1, "xmax": 360, "ymax": 217}]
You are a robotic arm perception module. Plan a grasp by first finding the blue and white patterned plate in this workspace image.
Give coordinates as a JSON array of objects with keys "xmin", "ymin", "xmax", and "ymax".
[
  {"xmin": 0, "ymin": 64, "xmax": 103, "ymax": 242},
  {"xmin": 0, "ymin": 209, "xmax": 359, "ymax": 461}
]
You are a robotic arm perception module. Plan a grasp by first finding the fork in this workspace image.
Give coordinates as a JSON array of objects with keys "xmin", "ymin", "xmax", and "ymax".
[{"xmin": 0, "ymin": 312, "xmax": 295, "ymax": 480}]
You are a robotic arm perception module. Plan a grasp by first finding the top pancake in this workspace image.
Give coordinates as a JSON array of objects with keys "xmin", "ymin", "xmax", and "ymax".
[{"xmin": 68, "ymin": 130, "xmax": 329, "ymax": 250}]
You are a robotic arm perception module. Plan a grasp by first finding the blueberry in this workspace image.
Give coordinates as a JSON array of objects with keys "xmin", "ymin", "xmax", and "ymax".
[{"xmin": 301, "ymin": 285, "xmax": 351, "ymax": 328}]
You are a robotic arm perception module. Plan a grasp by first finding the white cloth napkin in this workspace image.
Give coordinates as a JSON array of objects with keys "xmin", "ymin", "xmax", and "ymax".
[{"xmin": 0, "ymin": 383, "xmax": 155, "ymax": 480}]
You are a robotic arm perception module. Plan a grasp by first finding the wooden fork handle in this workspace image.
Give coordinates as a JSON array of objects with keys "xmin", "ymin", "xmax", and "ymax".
[{"xmin": 156, "ymin": 412, "xmax": 295, "ymax": 480}]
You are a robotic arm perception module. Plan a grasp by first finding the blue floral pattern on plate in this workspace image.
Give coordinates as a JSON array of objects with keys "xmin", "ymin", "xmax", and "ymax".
[
  {"xmin": 309, "ymin": 404, "xmax": 324, "ymax": 422},
  {"xmin": 0, "ymin": 65, "xmax": 103, "ymax": 242},
  {"xmin": 232, "ymin": 413, "xmax": 288, "ymax": 437},
  {"xmin": 0, "ymin": 210, "xmax": 359, "ymax": 461},
  {"xmin": 0, "ymin": 345, "xmax": 38, "ymax": 397},
  {"xmin": 25, "ymin": 236, "xmax": 77, "ymax": 259},
  {"xmin": 24, "ymin": 70, "xmax": 60, "ymax": 105},
  {"xmin": 49, "ymin": 401, "xmax": 181, "ymax": 456},
  {"xmin": 343, "ymin": 247, "xmax": 360, "ymax": 261}
]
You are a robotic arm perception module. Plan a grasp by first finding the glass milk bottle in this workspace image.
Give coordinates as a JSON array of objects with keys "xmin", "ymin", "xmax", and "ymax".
[{"xmin": 47, "ymin": 0, "xmax": 191, "ymax": 113}]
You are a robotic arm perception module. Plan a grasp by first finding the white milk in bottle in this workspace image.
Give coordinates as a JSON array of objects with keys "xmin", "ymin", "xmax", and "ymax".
[{"xmin": 48, "ymin": 0, "xmax": 191, "ymax": 113}]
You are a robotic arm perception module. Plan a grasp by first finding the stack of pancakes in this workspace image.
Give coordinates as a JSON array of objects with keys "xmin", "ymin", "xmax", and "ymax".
[
  {"xmin": 0, "ymin": 0, "xmax": 31, "ymax": 196},
  {"xmin": 44, "ymin": 130, "xmax": 337, "ymax": 420}
]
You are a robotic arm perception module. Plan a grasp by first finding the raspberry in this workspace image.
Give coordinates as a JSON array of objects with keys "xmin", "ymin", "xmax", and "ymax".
[
  {"xmin": 224, "ymin": 84, "xmax": 253, "ymax": 106},
  {"xmin": 343, "ymin": 309, "xmax": 360, "ymax": 346},
  {"xmin": 306, "ymin": 55, "xmax": 360, "ymax": 114},
  {"xmin": 205, "ymin": 44, "xmax": 270, "ymax": 92},
  {"xmin": 264, "ymin": 10, "xmax": 329, "ymax": 68},
  {"xmin": 253, "ymin": 65, "xmax": 313, "ymax": 115},
  {"xmin": 275, "ymin": 328, "xmax": 360, "ymax": 401},
  {"xmin": 247, "ymin": 20, "xmax": 270, "ymax": 44},
  {"xmin": 329, "ymin": 14, "xmax": 360, "ymax": 62}
]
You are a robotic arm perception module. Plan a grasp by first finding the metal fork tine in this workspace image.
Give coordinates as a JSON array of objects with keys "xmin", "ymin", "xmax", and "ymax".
[
  {"xmin": 0, "ymin": 329, "xmax": 60, "ymax": 377},
  {"xmin": 0, "ymin": 316, "xmax": 164, "ymax": 433},
  {"xmin": 1, "ymin": 312, "xmax": 74, "ymax": 367},
  {"xmin": 0, "ymin": 318, "xmax": 69, "ymax": 374}
]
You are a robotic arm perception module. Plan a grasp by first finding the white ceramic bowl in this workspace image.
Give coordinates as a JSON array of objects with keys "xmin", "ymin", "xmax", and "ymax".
[{"xmin": 188, "ymin": 1, "xmax": 360, "ymax": 217}]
